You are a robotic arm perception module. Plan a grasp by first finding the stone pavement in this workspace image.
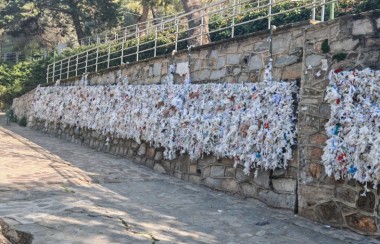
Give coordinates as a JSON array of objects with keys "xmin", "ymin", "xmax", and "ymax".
[{"xmin": 0, "ymin": 115, "xmax": 379, "ymax": 244}]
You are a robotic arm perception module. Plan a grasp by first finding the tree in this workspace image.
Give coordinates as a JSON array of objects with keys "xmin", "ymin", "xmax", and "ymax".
[
  {"xmin": 180, "ymin": 0, "xmax": 210, "ymax": 46},
  {"xmin": 0, "ymin": 0, "xmax": 123, "ymax": 45}
]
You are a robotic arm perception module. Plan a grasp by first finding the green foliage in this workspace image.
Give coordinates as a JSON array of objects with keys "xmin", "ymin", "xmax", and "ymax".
[
  {"xmin": 333, "ymin": 53, "xmax": 348, "ymax": 62},
  {"xmin": 322, "ymin": 39, "xmax": 330, "ymax": 53},
  {"xmin": 18, "ymin": 116, "xmax": 27, "ymax": 127}
]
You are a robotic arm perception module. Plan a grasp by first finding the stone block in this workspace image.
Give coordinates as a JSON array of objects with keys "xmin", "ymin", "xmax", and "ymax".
[
  {"xmin": 236, "ymin": 168, "xmax": 251, "ymax": 182},
  {"xmin": 154, "ymin": 151, "xmax": 163, "ymax": 161},
  {"xmin": 298, "ymin": 185, "xmax": 333, "ymax": 209},
  {"xmin": 310, "ymin": 133, "xmax": 327, "ymax": 145},
  {"xmin": 225, "ymin": 167, "xmax": 235, "ymax": 177},
  {"xmin": 210, "ymin": 166, "xmax": 225, "ymax": 177},
  {"xmin": 210, "ymin": 68, "xmax": 226, "ymax": 80},
  {"xmin": 240, "ymin": 182, "xmax": 257, "ymax": 198},
  {"xmin": 305, "ymin": 54, "xmax": 324, "ymax": 67},
  {"xmin": 308, "ymin": 163, "xmax": 323, "ymax": 179},
  {"xmin": 352, "ymin": 18, "xmax": 373, "ymax": 35},
  {"xmin": 153, "ymin": 163, "xmax": 166, "ymax": 174},
  {"xmin": 153, "ymin": 63, "xmax": 162, "ymax": 77},
  {"xmin": 330, "ymin": 39, "xmax": 359, "ymax": 52},
  {"xmin": 274, "ymin": 55, "xmax": 299, "ymax": 67},
  {"xmin": 198, "ymin": 155, "xmax": 217, "ymax": 166},
  {"xmin": 137, "ymin": 143, "xmax": 146, "ymax": 156},
  {"xmin": 189, "ymin": 175, "xmax": 201, "ymax": 184},
  {"xmin": 357, "ymin": 191, "xmax": 376, "ymax": 213},
  {"xmin": 334, "ymin": 187, "xmax": 357, "ymax": 204},
  {"xmin": 253, "ymin": 41, "xmax": 268, "ymax": 52},
  {"xmin": 203, "ymin": 178, "xmax": 223, "ymax": 189},
  {"xmin": 272, "ymin": 33, "xmax": 291, "ymax": 54},
  {"xmin": 146, "ymin": 146, "xmax": 155, "ymax": 158},
  {"xmin": 146, "ymin": 159, "xmax": 155, "ymax": 168},
  {"xmin": 253, "ymin": 169, "xmax": 270, "ymax": 188},
  {"xmin": 346, "ymin": 213, "xmax": 377, "ymax": 233},
  {"xmin": 282, "ymin": 63, "xmax": 302, "ymax": 80},
  {"xmin": 216, "ymin": 57, "xmax": 226, "ymax": 69},
  {"xmin": 315, "ymin": 201, "xmax": 343, "ymax": 225},
  {"xmin": 189, "ymin": 165, "xmax": 197, "ymax": 174},
  {"xmin": 272, "ymin": 179, "xmax": 297, "ymax": 193},
  {"xmin": 221, "ymin": 179, "xmax": 240, "ymax": 193},
  {"xmin": 248, "ymin": 55, "xmax": 263, "ymax": 71},
  {"xmin": 257, "ymin": 190, "xmax": 295, "ymax": 209},
  {"xmin": 226, "ymin": 54, "xmax": 241, "ymax": 65},
  {"xmin": 202, "ymin": 166, "xmax": 211, "ymax": 177},
  {"xmin": 272, "ymin": 169, "xmax": 285, "ymax": 177}
]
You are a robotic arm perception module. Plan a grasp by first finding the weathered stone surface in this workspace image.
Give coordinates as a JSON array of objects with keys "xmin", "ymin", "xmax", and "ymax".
[
  {"xmin": 248, "ymin": 55, "xmax": 263, "ymax": 70},
  {"xmin": 305, "ymin": 54, "xmax": 324, "ymax": 67},
  {"xmin": 310, "ymin": 133, "xmax": 327, "ymax": 145},
  {"xmin": 315, "ymin": 201, "xmax": 343, "ymax": 225},
  {"xmin": 137, "ymin": 143, "xmax": 146, "ymax": 156},
  {"xmin": 253, "ymin": 169, "xmax": 270, "ymax": 188},
  {"xmin": 225, "ymin": 167, "xmax": 235, "ymax": 177},
  {"xmin": 188, "ymin": 175, "xmax": 201, "ymax": 184},
  {"xmin": 272, "ymin": 179, "xmax": 296, "ymax": 193},
  {"xmin": 334, "ymin": 187, "xmax": 357, "ymax": 204},
  {"xmin": 377, "ymin": 18, "xmax": 380, "ymax": 29},
  {"xmin": 298, "ymin": 185, "xmax": 333, "ymax": 209},
  {"xmin": 146, "ymin": 146, "xmax": 155, "ymax": 158},
  {"xmin": 153, "ymin": 163, "xmax": 166, "ymax": 173},
  {"xmin": 282, "ymin": 62, "xmax": 302, "ymax": 80},
  {"xmin": 210, "ymin": 166, "xmax": 225, "ymax": 177},
  {"xmin": 235, "ymin": 168, "xmax": 251, "ymax": 182},
  {"xmin": 203, "ymin": 178, "xmax": 223, "ymax": 189},
  {"xmin": 221, "ymin": 179, "xmax": 240, "ymax": 193},
  {"xmin": 216, "ymin": 57, "xmax": 226, "ymax": 69},
  {"xmin": 210, "ymin": 68, "xmax": 226, "ymax": 80},
  {"xmin": 257, "ymin": 190, "xmax": 295, "ymax": 209},
  {"xmin": 0, "ymin": 218, "xmax": 33, "ymax": 244},
  {"xmin": 357, "ymin": 191, "xmax": 376, "ymax": 213},
  {"xmin": 272, "ymin": 34, "xmax": 291, "ymax": 54},
  {"xmin": 274, "ymin": 55, "xmax": 299, "ymax": 67},
  {"xmin": 226, "ymin": 54, "xmax": 241, "ymax": 65},
  {"xmin": 240, "ymin": 182, "xmax": 257, "ymax": 197},
  {"xmin": 330, "ymin": 39, "xmax": 359, "ymax": 52},
  {"xmin": 352, "ymin": 19, "xmax": 373, "ymax": 35},
  {"xmin": 198, "ymin": 155, "xmax": 217, "ymax": 166},
  {"xmin": 346, "ymin": 213, "xmax": 377, "ymax": 233},
  {"xmin": 154, "ymin": 151, "xmax": 163, "ymax": 161}
]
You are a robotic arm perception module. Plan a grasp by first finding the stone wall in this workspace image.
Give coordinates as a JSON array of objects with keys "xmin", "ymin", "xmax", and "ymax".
[
  {"xmin": 297, "ymin": 10, "xmax": 380, "ymax": 235},
  {"xmin": 32, "ymin": 119, "xmax": 298, "ymax": 210},
  {"xmin": 59, "ymin": 21, "xmax": 306, "ymax": 86},
  {"xmin": 13, "ymin": 10, "xmax": 380, "ymax": 235}
]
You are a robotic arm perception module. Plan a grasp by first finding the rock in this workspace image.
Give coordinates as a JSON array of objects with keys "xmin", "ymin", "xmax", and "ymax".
[
  {"xmin": 154, "ymin": 151, "xmax": 163, "ymax": 161},
  {"xmin": 334, "ymin": 187, "xmax": 357, "ymax": 204},
  {"xmin": 236, "ymin": 168, "xmax": 251, "ymax": 182},
  {"xmin": 352, "ymin": 19, "xmax": 373, "ymax": 35},
  {"xmin": 240, "ymin": 182, "xmax": 257, "ymax": 198},
  {"xmin": 257, "ymin": 190, "xmax": 295, "ymax": 209},
  {"xmin": 357, "ymin": 191, "xmax": 375, "ymax": 213},
  {"xmin": 315, "ymin": 201, "xmax": 343, "ymax": 225},
  {"xmin": 248, "ymin": 55, "xmax": 263, "ymax": 70},
  {"xmin": 221, "ymin": 179, "xmax": 240, "ymax": 193},
  {"xmin": 274, "ymin": 55, "xmax": 299, "ymax": 67},
  {"xmin": 210, "ymin": 166, "xmax": 225, "ymax": 177},
  {"xmin": 305, "ymin": 54, "xmax": 324, "ymax": 67},
  {"xmin": 153, "ymin": 63, "xmax": 162, "ymax": 77},
  {"xmin": 346, "ymin": 213, "xmax": 377, "ymax": 233},
  {"xmin": 210, "ymin": 68, "xmax": 226, "ymax": 80},
  {"xmin": 330, "ymin": 39, "xmax": 359, "ymax": 52},
  {"xmin": 203, "ymin": 178, "xmax": 223, "ymax": 189},
  {"xmin": 153, "ymin": 163, "xmax": 166, "ymax": 174},
  {"xmin": 253, "ymin": 169, "xmax": 270, "ymax": 188},
  {"xmin": 226, "ymin": 54, "xmax": 241, "ymax": 65},
  {"xmin": 137, "ymin": 143, "xmax": 146, "ymax": 156},
  {"xmin": 146, "ymin": 146, "xmax": 155, "ymax": 158},
  {"xmin": 272, "ymin": 179, "xmax": 296, "ymax": 193},
  {"xmin": 0, "ymin": 218, "xmax": 33, "ymax": 244}
]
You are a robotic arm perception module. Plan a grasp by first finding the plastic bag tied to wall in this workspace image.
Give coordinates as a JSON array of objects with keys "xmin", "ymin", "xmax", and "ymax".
[{"xmin": 323, "ymin": 68, "xmax": 380, "ymax": 186}]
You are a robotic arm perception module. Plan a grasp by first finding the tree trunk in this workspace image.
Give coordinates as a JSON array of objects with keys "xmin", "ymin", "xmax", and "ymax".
[
  {"xmin": 67, "ymin": 0, "xmax": 86, "ymax": 44},
  {"xmin": 138, "ymin": 0, "xmax": 149, "ymax": 36},
  {"xmin": 180, "ymin": 0, "xmax": 210, "ymax": 46}
]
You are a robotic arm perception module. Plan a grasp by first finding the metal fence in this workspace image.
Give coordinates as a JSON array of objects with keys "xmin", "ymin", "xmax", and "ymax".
[{"xmin": 47, "ymin": 0, "xmax": 337, "ymax": 83}]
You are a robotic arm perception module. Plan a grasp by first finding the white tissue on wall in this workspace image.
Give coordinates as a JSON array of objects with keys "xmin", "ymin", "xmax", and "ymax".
[
  {"xmin": 30, "ymin": 79, "xmax": 297, "ymax": 174},
  {"xmin": 323, "ymin": 68, "xmax": 380, "ymax": 185}
]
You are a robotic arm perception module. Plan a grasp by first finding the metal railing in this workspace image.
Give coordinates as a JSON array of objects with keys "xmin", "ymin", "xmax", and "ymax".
[{"xmin": 47, "ymin": 0, "xmax": 337, "ymax": 83}]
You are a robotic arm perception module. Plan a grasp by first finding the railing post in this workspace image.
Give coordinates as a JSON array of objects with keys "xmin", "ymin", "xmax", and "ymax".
[
  {"xmin": 107, "ymin": 45, "xmax": 111, "ymax": 68},
  {"xmin": 88, "ymin": 37, "xmax": 91, "ymax": 45},
  {"xmin": 154, "ymin": 26, "xmax": 158, "ymax": 57},
  {"xmin": 175, "ymin": 18, "xmax": 179, "ymax": 52},
  {"xmin": 268, "ymin": 0, "xmax": 272, "ymax": 29},
  {"xmin": 136, "ymin": 28, "xmax": 140, "ymax": 62},
  {"xmin": 121, "ymin": 43, "xmax": 124, "ymax": 65},
  {"xmin": 231, "ymin": 0, "xmax": 236, "ymax": 38},
  {"xmin": 46, "ymin": 64, "xmax": 50, "ymax": 83},
  {"xmin": 85, "ymin": 51, "xmax": 89, "ymax": 73},
  {"xmin": 67, "ymin": 57, "xmax": 70, "ymax": 79},
  {"xmin": 312, "ymin": 0, "xmax": 316, "ymax": 21},
  {"xmin": 97, "ymin": 34, "xmax": 100, "ymax": 44},
  {"xmin": 59, "ymin": 60, "xmax": 63, "ymax": 80},
  {"xmin": 321, "ymin": 0, "xmax": 326, "ymax": 22},
  {"xmin": 95, "ymin": 47, "xmax": 99, "ymax": 72},
  {"xmin": 52, "ymin": 60, "xmax": 56, "ymax": 82},
  {"xmin": 75, "ymin": 55, "xmax": 78, "ymax": 77}
]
